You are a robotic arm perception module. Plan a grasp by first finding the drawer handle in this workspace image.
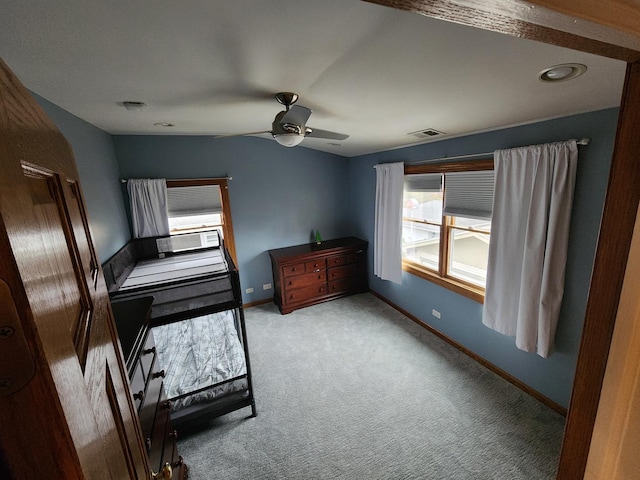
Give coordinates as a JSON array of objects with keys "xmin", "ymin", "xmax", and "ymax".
[
  {"xmin": 173, "ymin": 456, "xmax": 184, "ymax": 468},
  {"xmin": 169, "ymin": 429, "xmax": 178, "ymax": 440},
  {"xmin": 145, "ymin": 437, "xmax": 152, "ymax": 452},
  {"xmin": 314, "ymin": 269, "xmax": 320, "ymax": 272},
  {"xmin": 152, "ymin": 369, "xmax": 166, "ymax": 379},
  {"xmin": 288, "ymin": 281, "xmax": 293, "ymax": 286},
  {"xmin": 152, "ymin": 462, "xmax": 173, "ymax": 480},
  {"xmin": 163, "ymin": 400, "xmax": 173, "ymax": 410},
  {"xmin": 356, "ymin": 249, "xmax": 363, "ymax": 254},
  {"xmin": 292, "ymin": 267, "xmax": 297, "ymax": 272},
  {"xmin": 133, "ymin": 390, "xmax": 144, "ymax": 401},
  {"xmin": 142, "ymin": 346, "xmax": 156, "ymax": 356}
]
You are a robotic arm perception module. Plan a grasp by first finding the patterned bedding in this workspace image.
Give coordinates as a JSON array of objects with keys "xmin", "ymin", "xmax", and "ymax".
[{"xmin": 152, "ymin": 309, "xmax": 247, "ymax": 412}]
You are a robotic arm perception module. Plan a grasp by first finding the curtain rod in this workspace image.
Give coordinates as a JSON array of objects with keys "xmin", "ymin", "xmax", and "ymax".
[
  {"xmin": 120, "ymin": 176, "xmax": 233, "ymax": 183},
  {"xmin": 374, "ymin": 137, "xmax": 591, "ymax": 168}
]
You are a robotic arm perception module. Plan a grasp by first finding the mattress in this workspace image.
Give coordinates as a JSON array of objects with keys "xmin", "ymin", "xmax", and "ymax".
[
  {"xmin": 151, "ymin": 309, "xmax": 247, "ymax": 412},
  {"xmin": 119, "ymin": 248, "xmax": 228, "ymax": 291}
]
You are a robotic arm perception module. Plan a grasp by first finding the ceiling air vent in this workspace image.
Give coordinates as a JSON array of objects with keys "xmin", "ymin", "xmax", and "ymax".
[{"xmin": 409, "ymin": 128, "xmax": 445, "ymax": 139}]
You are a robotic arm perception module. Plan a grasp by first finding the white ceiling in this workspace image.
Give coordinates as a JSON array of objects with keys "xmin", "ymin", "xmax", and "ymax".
[{"xmin": 0, "ymin": 0, "xmax": 627, "ymax": 157}]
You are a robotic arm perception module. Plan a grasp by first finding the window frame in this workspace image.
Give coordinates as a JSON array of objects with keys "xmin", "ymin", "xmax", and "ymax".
[
  {"xmin": 166, "ymin": 178, "xmax": 238, "ymax": 265},
  {"xmin": 403, "ymin": 159, "xmax": 494, "ymax": 303}
]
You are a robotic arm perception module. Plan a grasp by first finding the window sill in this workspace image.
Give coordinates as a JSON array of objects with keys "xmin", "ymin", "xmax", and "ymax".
[{"xmin": 403, "ymin": 262, "xmax": 485, "ymax": 303}]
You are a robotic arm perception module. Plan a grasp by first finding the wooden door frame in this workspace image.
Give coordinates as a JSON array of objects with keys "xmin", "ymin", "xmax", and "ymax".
[{"xmin": 364, "ymin": 2, "xmax": 640, "ymax": 478}]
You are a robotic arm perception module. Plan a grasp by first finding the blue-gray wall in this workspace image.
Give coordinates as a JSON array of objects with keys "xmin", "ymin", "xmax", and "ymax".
[
  {"xmin": 36, "ymin": 91, "xmax": 619, "ymax": 409},
  {"xmin": 33, "ymin": 94, "xmax": 131, "ymax": 262},
  {"xmin": 348, "ymin": 108, "xmax": 619, "ymax": 407},
  {"xmin": 112, "ymin": 135, "xmax": 352, "ymax": 304}
]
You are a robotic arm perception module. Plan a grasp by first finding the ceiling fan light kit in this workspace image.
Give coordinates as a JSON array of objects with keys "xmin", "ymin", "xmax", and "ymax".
[
  {"xmin": 274, "ymin": 133, "xmax": 305, "ymax": 147},
  {"xmin": 222, "ymin": 92, "xmax": 349, "ymax": 148}
]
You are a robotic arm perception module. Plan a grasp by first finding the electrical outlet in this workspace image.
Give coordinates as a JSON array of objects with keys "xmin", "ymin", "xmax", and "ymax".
[
  {"xmin": 432, "ymin": 309, "xmax": 441, "ymax": 319},
  {"xmin": 246, "ymin": 287, "xmax": 254, "ymax": 294},
  {"xmin": 263, "ymin": 283, "xmax": 272, "ymax": 290}
]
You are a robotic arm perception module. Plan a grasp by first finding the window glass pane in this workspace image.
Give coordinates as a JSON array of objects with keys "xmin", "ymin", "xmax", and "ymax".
[
  {"xmin": 402, "ymin": 188, "xmax": 442, "ymax": 270},
  {"xmin": 451, "ymin": 215, "xmax": 491, "ymax": 233},
  {"xmin": 403, "ymin": 190, "xmax": 443, "ymax": 223},
  {"xmin": 448, "ymin": 216, "xmax": 491, "ymax": 287},
  {"xmin": 168, "ymin": 213, "xmax": 223, "ymax": 233},
  {"xmin": 402, "ymin": 220, "xmax": 440, "ymax": 270}
]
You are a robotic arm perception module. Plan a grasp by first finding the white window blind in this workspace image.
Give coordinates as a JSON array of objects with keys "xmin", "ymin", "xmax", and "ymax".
[
  {"xmin": 404, "ymin": 173, "xmax": 442, "ymax": 192},
  {"xmin": 443, "ymin": 171, "xmax": 494, "ymax": 220},
  {"xmin": 166, "ymin": 185, "xmax": 222, "ymax": 217}
]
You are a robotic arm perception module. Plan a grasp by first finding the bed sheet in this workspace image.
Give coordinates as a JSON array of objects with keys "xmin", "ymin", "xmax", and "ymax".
[{"xmin": 152, "ymin": 309, "xmax": 247, "ymax": 412}]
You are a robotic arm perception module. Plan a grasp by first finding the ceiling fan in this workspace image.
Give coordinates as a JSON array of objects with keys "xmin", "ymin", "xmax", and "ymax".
[{"xmin": 219, "ymin": 92, "xmax": 349, "ymax": 147}]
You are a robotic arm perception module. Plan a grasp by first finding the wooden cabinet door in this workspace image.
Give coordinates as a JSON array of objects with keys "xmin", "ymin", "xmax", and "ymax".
[{"xmin": 0, "ymin": 60, "xmax": 149, "ymax": 478}]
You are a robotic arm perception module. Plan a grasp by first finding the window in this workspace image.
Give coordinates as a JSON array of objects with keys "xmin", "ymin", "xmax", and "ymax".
[
  {"xmin": 403, "ymin": 160, "xmax": 493, "ymax": 302},
  {"xmin": 164, "ymin": 178, "xmax": 238, "ymax": 263}
]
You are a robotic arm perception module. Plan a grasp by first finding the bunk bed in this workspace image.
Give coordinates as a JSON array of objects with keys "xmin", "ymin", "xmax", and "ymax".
[{"xmin": 104, "ymin": 231, "xmax": 256, "ymax": 425}]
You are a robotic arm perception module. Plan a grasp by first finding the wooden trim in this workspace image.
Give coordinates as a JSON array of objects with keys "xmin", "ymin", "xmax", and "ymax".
[
  {"xmin": 363, "ymin": 0, "xmax": 640, "ymax": 62},
  {"xmin": 165, "ymin": 177, "xmax": 230, "ymax": 187},
  {"xmin": 218, "ymin": 180, "xmax": 238, "ymax": 265},
  {"xmin": 556, "ymin": 61, "xmax": 640, "ymax": 479},
  {"xmin": 526, "ymin": 0, "xmax": 640, "ymax": 40},
  {"xmin": 404, "ymin": 158, "xmax": 493, "ymax": 174},
  {"xmin": 243, "ymin": 298, "xmax": 274, "ymax": 309},
  {"xmin": 439, "ymin": 215, "xmax": 450, "ymax": 277},
  {"xmin": 370, "ymin": 289, "xmax": 567, "ymax": 416},
  {"xmin": 403, "ymin": 261, "xmax": 484, "ymax": 303}
]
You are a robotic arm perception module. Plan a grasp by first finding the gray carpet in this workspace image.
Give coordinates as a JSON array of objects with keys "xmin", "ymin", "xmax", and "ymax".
[{"xmin": 177, "ymin": 293, "xmax": 565, "ymax": 479}]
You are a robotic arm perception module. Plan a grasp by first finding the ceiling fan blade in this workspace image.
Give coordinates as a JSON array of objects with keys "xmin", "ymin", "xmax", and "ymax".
[
  {"xmin": 214, "ymin": 130, "xmax": 271, "ymax": 139},
  {"xmin": 280, "ymin": 105, "xmax": 312, "ymax": 127},
  {"xmin": 306, "ymin": 127, "xmax": 349, "ymax": 141}
]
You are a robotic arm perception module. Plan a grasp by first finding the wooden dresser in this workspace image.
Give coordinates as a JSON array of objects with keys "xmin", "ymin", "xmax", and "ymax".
[
  {"xmin": 269, "ymin": 237, "xmax": 368, "ymax": 314},
  {"xmin": 111, "ymin": 297, "xmax": 187, "ymax": 480}
]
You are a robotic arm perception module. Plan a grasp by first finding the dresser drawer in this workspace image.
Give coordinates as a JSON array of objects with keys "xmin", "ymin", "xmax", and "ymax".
[
  {"xmin": 130, "ymin": 361, "xmax": 146, "ymax": 411},
  {"xmin": 285, "ymin": 283, "xmax": 328, "ymax": 303},
  {"xmin": 139, "ymin": 363, "xmax": 165, "ymax": 439},
  {"xmin": 327, "ymin": 250, "xmax": 365, "ymax": 267},
  {"xmin": 281, "ymin": 262, "xmax": 306, "ymax": 277},
  {"xmin": 329, "ymin": 276, "xmax": 368, "ymax": 295},
  {"xmin": 326, "ymin": 254, "xmax": 348, "ymax": 267},
  {"xmin": 304, "ymin": 258, "xmax": 325, "ymax": 272},
  {"xmin": 328, "ymin": 263, "xmax": 365, "ymax": 281},
  {"xmin": 284, "ymin": 271, "xmax": 326, "ymax": 289},
  {"xmin": 282, "ymin": 258, "xmax": 326, "ymax": 278},
  {"xmin": 140, "ymin": 335, "xmax": 156, "ymax": 381},
  {"xmin": 148, "ymin": 388, "xmax": 172, "ymax": 474}
]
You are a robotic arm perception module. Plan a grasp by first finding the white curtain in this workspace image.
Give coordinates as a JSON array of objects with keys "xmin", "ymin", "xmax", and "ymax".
[
  {"xmin": 374, "ymin": 162, "xmax": 404, "ymax": 284},
  {"xmin": 482, "ymin": 140, "xmax": 578, "ymax": 358},
  {"xmin": 127, "ymin": 178, "xmax": 170, "ymax": 238}
]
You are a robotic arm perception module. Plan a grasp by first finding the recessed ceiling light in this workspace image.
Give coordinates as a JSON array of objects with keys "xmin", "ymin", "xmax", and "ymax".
[
  {"xmin": 154, "ymin": 122, "xmax": 174, "ymax": 127},
  {"xmin": 538, "ymin": 63, "xmax": 587, "ymax": 82},
  {"xmin": 121, "ymin": 101, "xmax": 146, "ymax": 110}
]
